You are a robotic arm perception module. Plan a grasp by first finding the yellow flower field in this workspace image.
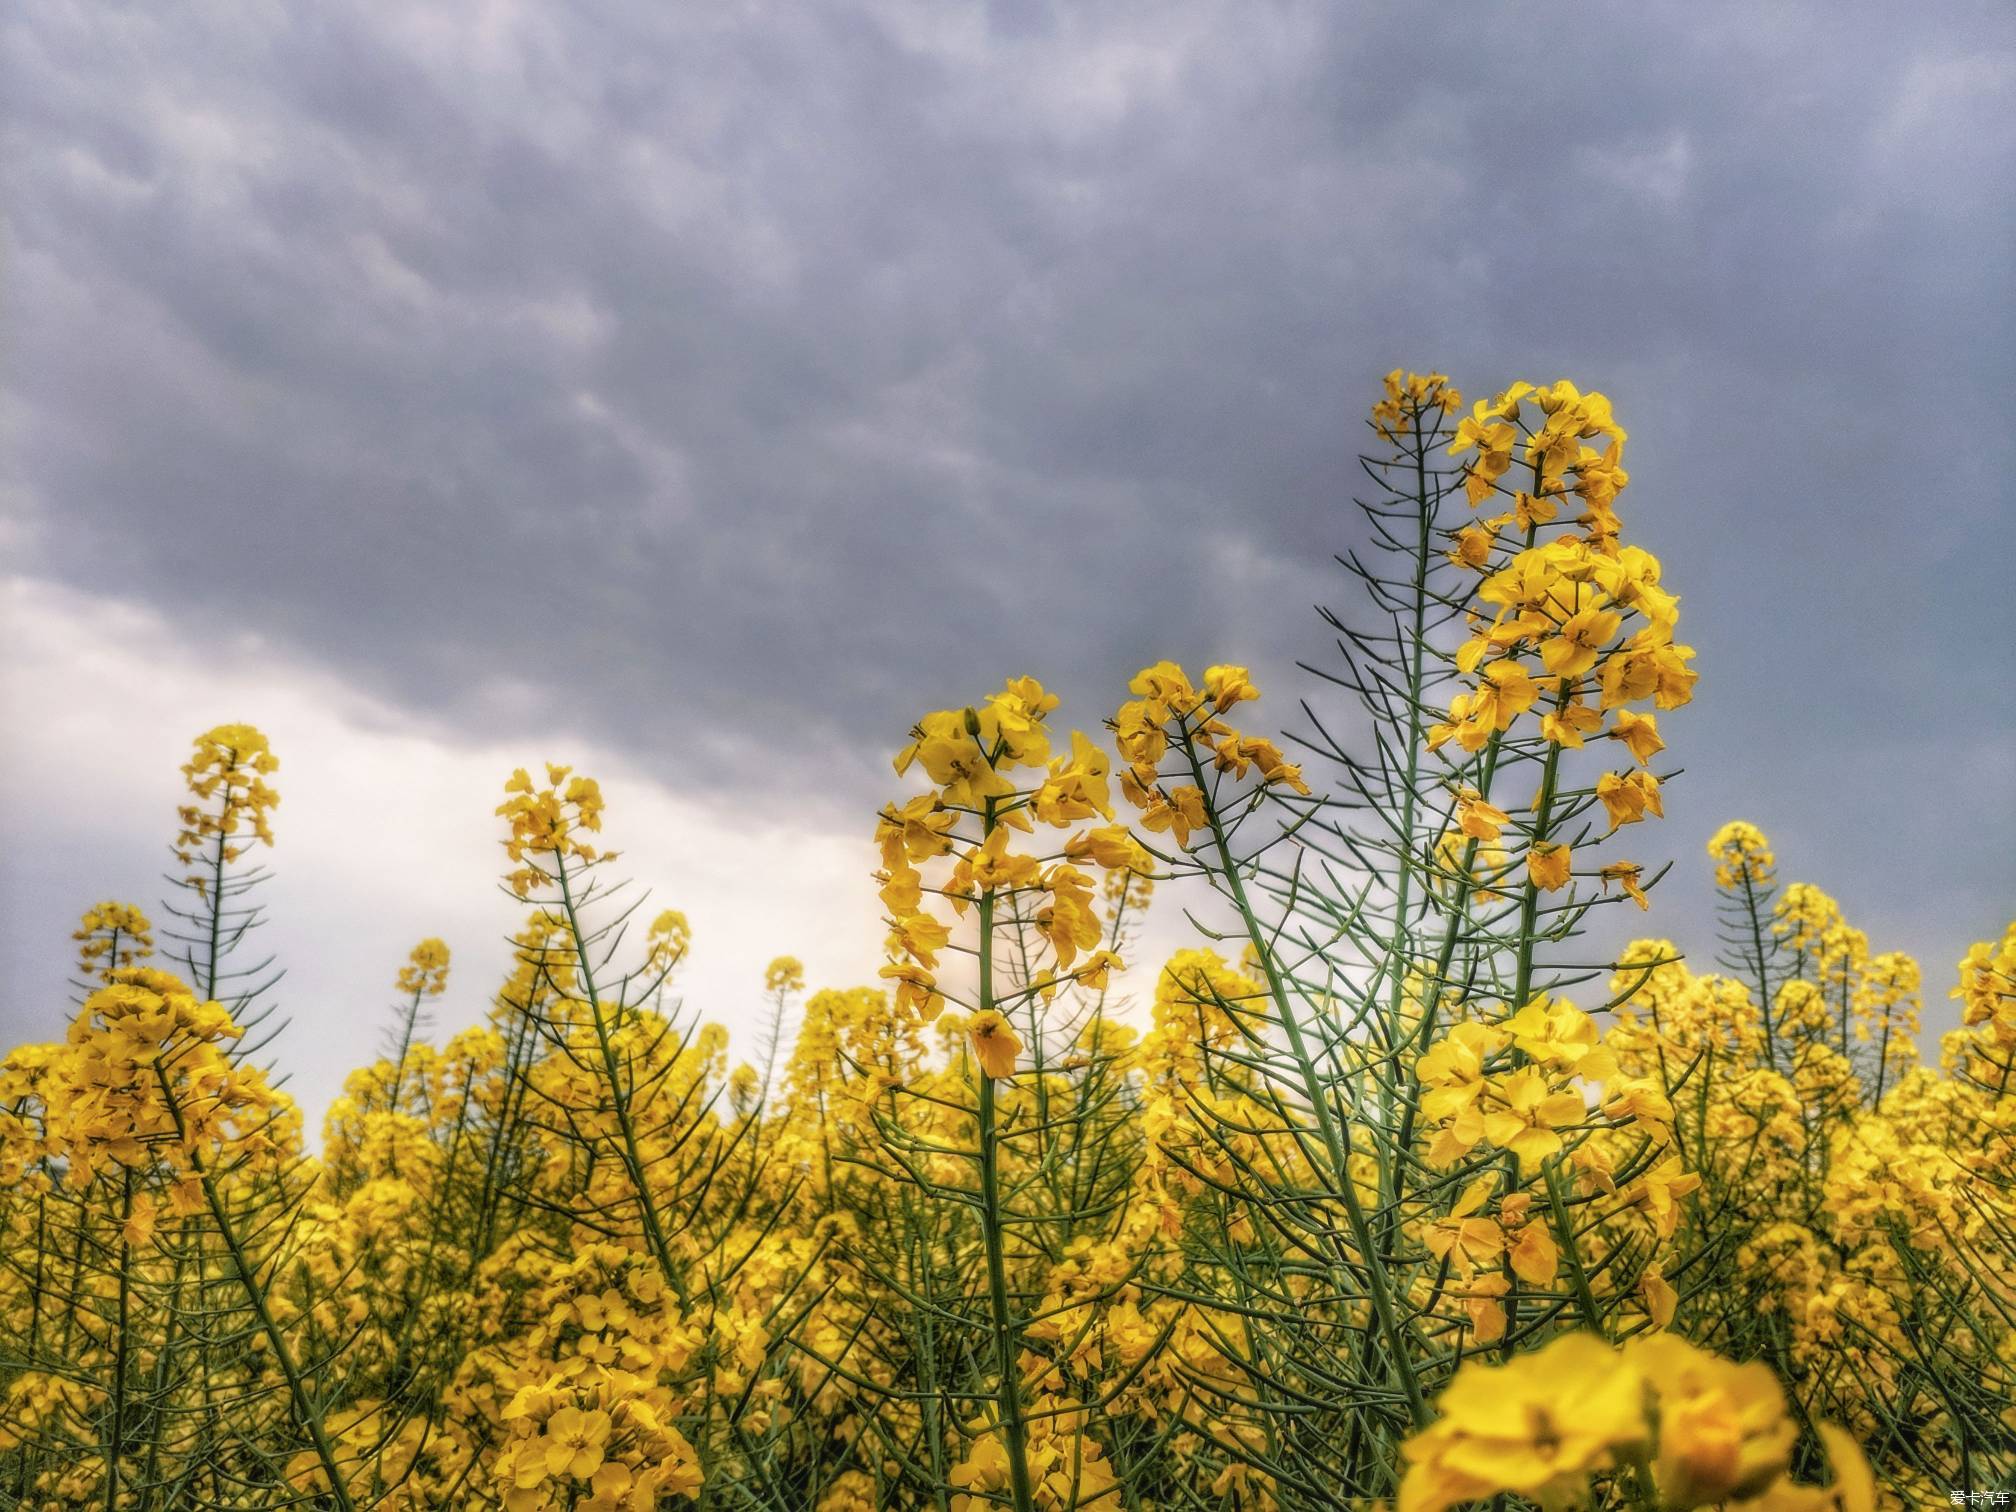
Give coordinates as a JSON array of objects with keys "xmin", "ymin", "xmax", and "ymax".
[{"xmin": 3, "ymin": 375, "xmax": 2010, "ymax": 1510}]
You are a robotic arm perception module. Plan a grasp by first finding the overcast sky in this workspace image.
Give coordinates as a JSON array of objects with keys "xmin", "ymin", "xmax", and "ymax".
[{"xmin": 4, "ymin": 0, "xmax": 2012, "ymax": 1128}]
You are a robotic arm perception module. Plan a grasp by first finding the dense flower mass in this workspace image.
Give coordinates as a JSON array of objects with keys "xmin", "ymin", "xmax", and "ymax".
[{"xmin": 0, "ymin": 374, "xmax": 2005, "ymax": 1511}]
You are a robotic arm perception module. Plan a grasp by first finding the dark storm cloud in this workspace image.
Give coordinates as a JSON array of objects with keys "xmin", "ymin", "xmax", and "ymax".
[{"xmin": 5, "ymin": 1, "xmax": 2013, "ymax": 999}]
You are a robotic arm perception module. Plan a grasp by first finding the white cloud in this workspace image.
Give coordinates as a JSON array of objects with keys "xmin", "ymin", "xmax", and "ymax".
[{"xmin": 0, "ymin": 572, "xmax": 893, "ymax": 1135}]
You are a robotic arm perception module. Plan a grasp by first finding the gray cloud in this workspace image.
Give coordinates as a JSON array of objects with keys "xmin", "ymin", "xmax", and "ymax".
[{"xmin": 5, "ymin": 0, "xmax": 2013, "ymax": 1035}]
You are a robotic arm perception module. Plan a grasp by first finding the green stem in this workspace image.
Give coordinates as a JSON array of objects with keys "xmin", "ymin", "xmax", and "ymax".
[
  {"xmin": 201, "ymin": 816, "xmax": 229, "ymax": 1002},
  {"xmin": 386, "ymin": 986, "xmax": 426, "ymax": 1110},
  {"xmin": 1740, "ymin": 873, "xmax": 1781, "ymax": 1072},
  {"xmin": 1543, "ymin": 1161, "xmax": 1602, "ymax": 1330},
  {"xmin": 104, "ymin": 1168, "xmax": 134, "ymax": 1512},
  {"xmin": 975, "ymin": 854, "xmax": 1037, "ymax": 1512}
]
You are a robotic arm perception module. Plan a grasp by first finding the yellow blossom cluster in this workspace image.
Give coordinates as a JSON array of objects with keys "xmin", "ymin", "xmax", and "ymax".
[
  {"xmin": 497, "ymin": 763, "xmax": 614, "ymax": 899},
  {"xmin": 72, "ymin": 901, "xmax": 154, "ymax": 982},
  {"xmin": 876, "ymin": 675, "xmax": 1137, "ymax": 1063},
  {"xmin": 174, "ymin": 722, "xmax": 281, "ymax": 867},
  {"xmin": 395, "ymin": 937, "xmax": 452, "ymax": 998},
  {"xmin": 1111, "ymin": 660, "xmax": 1309, "ymax": 852},
  {"xmin": 1400, "ymin": 1331, "xmax": 1873, "ymax": 1512}
]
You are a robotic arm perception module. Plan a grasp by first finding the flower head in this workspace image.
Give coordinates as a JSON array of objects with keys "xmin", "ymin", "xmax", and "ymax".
[{"xmin": 966, "ymin": 1011, "xmax": 1022, "ymax": 1079}]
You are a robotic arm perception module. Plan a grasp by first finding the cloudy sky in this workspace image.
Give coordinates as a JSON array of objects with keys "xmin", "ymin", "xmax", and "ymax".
[{"xmin": 4, "ymin": 0, "xmax": 2012, "ymax": 1127}]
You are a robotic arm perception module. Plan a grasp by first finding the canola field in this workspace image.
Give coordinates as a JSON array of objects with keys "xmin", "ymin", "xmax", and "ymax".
[{"xmin": 3, "ymin": 375, "xmax": 2011, "ymax": 1510}]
